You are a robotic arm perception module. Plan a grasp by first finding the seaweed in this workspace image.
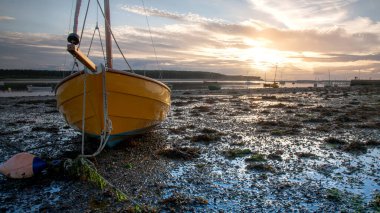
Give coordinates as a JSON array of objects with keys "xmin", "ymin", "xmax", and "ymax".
[
  {"xmin": 201, "ymin": 128, "xmax": 219, "ymax": 134},
  {"xmin": 366, "ymin": 140, "xmax": 380, "ymax": 146},
  {"xmin": 160, "ymin": 193, "xmax": 208, "ymax": 209},
  {"xmin": 342, "ymin": 141, "xmax": 367, "ymax": 153},
  {"xmin": 267, "ymin": 151, "xmax": 283, "ymax": 161},
  {"xmin": 246, "ymin": 163, "xmax": 275, "ymax": 172},
  {"xmin": 324, "ymin": 137, "xmax": 346, "ymax": 145},
  {"xmin": 157, "ymin": 147, "xmax": 200, "ymax": 160},
  {"xmin": 267, "ymin": 103, "xmax": 287, "ymax": 108},
  {"xmin": 296, "ymin": 152, "xmax": 317, "ymax": 159},
  {"xmin": 371, "ymin": 193, "xmax": 380, "ymax": 210},
  {"xmin": 64, "ymin": 157, "xmax": 127, "ymax": 201},
  {"xmin": 191, "ymin": 134, "xmax": 221, "ymax": 143},
  {"xmin": 192, "ymin": 105, "xmax": 211, "ymax": 112},
  {"xmin": 222, "ymin": 148, "xmax": 252, "ymax": 158},
  {"xmin": 245, "ymin": 153, "xmax": 267, "ymax": 162},
  {"xmin": 335, "ymin": 115, "xmax": 359, "ymax": 123},
  {"xmin": 326, "ymin": 188, "xmax": 342, "ymax": 202}
]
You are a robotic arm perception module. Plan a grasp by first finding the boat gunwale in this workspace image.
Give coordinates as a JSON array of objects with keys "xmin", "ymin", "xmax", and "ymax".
[{"xmin": 54, "ymin": 69, "xmax": 171, "ymax": 93}]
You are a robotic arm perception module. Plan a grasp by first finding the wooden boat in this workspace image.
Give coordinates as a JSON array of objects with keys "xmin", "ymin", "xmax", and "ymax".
[{"xmin": 55, "ymin": 0, "xmax": 171, "ymax": 147}]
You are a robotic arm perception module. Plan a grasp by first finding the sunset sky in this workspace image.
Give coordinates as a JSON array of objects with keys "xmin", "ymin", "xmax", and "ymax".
[{"xmin": 1, "ymin": 0, "xmax": 380, "ymax": 80}]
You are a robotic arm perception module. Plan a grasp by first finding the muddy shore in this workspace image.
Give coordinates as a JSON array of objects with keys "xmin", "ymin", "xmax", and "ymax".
[{"xmin": 1, "ymin": 86, "xmax": 380, "ymax": 212}]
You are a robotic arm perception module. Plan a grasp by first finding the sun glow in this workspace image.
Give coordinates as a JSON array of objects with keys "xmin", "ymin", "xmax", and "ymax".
[
  {"xmin": 240, "ymin": 39, "xmax": 291, "ymax": 71},
  {"xmin": 242, "ymin": 47, "xmax": 287, "ymax": 70}
]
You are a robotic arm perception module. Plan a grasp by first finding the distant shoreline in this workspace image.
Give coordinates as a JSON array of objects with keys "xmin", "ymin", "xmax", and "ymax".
[{"xmin": 0, "ymin": 69, "xmax": 261, "ymax": 81}]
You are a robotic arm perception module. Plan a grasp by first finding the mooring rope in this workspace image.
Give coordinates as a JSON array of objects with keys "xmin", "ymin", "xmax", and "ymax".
[
  {"xmin": 81, "ymin": 72, "xmax": 87, "ymax": 156},
  {"xmin": 79, "ymin": 65, "xmax": 112, "ymax": 158}
]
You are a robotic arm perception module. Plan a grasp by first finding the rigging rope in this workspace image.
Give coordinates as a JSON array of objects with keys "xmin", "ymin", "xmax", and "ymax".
[
  {"xmin": 78, "ymin": 0, "xmax": 91, "ymax": 49},
  {"xmin": 141, "ymin": 0, "xmax": 162, "ymax": 78},
  {"xmin": 70, "ymin": 60, "xmax": 79, "ymax": 74},
  {"xmin": 63, "ymin": 0, "xmax": 76, "ymax": 77},
  {"xmin": 96, "ymin": 0, "xmax": 134, "ymax": 72},
  {"xmin": 87, "ymin": 25, "xmax": 97, "ymax": 57},
  {"xmin": 97, "ymin": 26, "xmax": 107, "ymax": 63},
  {"xmin": 86, "ymin": 5, "xmax": 106, "ymax": 63},
  {"xmin": 68, "ymin": 0, "xmax": 75, "ymax": 35}
]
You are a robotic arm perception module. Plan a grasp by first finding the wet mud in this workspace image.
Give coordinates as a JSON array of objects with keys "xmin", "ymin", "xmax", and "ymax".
[{"xmin": 1, "ymin": 86, "xmax": 380, "ymax": 212}]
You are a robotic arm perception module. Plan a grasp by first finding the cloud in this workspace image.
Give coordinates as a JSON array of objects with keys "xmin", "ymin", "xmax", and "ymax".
[
  {"xmin": 1, "ymin": 4, "xmax": 380, "ymax": 79},
  {"xmin": 258, "ymin": 27, "xmax": 380, "ymax": 52},
  {"xmin": 120, "ymin": 5, "xmax": 380, "ymax": 53},
  {"xmin": 341, "ymin": 16, "xmax": 380, "ymax": 34},
  {"xmin": 300, "ymin": 53, "xmax": 380, "ymax": 62},
  {"xmin": 121, "ymin": 5, "xmax": 222, "ymax": 23},
  {"xmin": 0, "ymin": 32, "xmax": 68, "ymax": 70},
  {"xmin": 0, "ymin": 16, "xmax": 15, "ymax": 21},
  {"xmin": 248, "ymin": 0, "xmax": 357, "ymax": 29}
]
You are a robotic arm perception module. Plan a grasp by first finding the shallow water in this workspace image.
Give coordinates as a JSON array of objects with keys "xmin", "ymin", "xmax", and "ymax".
[{"xmin": 159, "ymin": 87, "xmax": 380, "ymax": 211}]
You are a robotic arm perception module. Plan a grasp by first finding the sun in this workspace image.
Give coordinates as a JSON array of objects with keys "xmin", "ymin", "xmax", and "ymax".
[{"xmin": 243, "ymin": 47, "xmax": 287, "ymax": 70}]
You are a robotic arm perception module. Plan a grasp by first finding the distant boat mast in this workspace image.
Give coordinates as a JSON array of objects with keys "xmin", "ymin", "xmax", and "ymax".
[{"xmin": 273, "ymin": 64, "xmax": 277, "ymax": 83}]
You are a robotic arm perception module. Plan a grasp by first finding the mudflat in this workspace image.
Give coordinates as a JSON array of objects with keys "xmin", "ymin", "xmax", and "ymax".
[{"xmin": 1, "ymin": 86, "xmax": 380, "ymax": 212}]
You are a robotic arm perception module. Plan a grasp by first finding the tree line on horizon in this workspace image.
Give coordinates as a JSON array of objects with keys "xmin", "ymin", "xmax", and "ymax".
[{"xmin": 0, "ymin": 69, "xmax": 261, "ymax": 81}]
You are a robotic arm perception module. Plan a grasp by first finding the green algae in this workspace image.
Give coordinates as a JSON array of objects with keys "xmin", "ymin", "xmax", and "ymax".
[
  {"xmin": 222, "ymin": 148, "xmax": 252, "ymax": 158},
  {"xmin": 245, "ymin": 153, "xmax": 267, "ymax": 162},
  {"xmin": 64, "ymin": 157, "xmax": 127, "ymax": 201}
]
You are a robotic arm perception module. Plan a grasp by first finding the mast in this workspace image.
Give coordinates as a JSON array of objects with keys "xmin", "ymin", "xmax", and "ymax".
[
  {"xmin": 264, "ymin": 71, "xmax": 266, "ymax": 82},
  {"xmin": 329, "ymin": 70, "xmax": 331, "ymax": 85},
  {"xmin": 67, "ymin": 0, "xmax": 82, "ymax": 45},
  {"xmin": 73, "ymin": 0, "xmax": 82, "ymax": 34},
  {"xmin": 274, "ymin": 64, "xmax": 277, "ymax": 83},
  {"xmin": 104, "ymin": 0, "xmax": 113, "ymax": 69}
]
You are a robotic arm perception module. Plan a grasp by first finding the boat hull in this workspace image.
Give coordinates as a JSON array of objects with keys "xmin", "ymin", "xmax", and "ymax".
[{"xmin": 55, "ymin": 70, "xmax": 171, "ymax": 147}]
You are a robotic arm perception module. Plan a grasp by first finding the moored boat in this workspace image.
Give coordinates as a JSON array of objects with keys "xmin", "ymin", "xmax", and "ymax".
[
  {"xmin": 55, "ymin": 0, "xmax": 171, "ymax": 148},
  {"xmin": 263, "ymin": 82, "xmax": 279, "ymax": 88}
]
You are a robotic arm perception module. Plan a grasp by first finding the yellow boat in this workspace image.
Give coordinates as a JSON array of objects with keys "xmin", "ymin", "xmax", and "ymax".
[
  {"xmin": 56, "ymin": 70, "xmax": 170, "ymax": 147},
  {"xmin": 56, "ymin": 0, "xmax": 171, "ymax": 147}
]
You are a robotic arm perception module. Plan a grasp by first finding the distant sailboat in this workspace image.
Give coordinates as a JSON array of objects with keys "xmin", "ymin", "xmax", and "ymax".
[
  {"xmin": 263, "ymin": 65, "xmax": 279, "ymax": 88},
  {"xmin": 55, "ymin": 0, "xmax": 171, "ymax": 148}
]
